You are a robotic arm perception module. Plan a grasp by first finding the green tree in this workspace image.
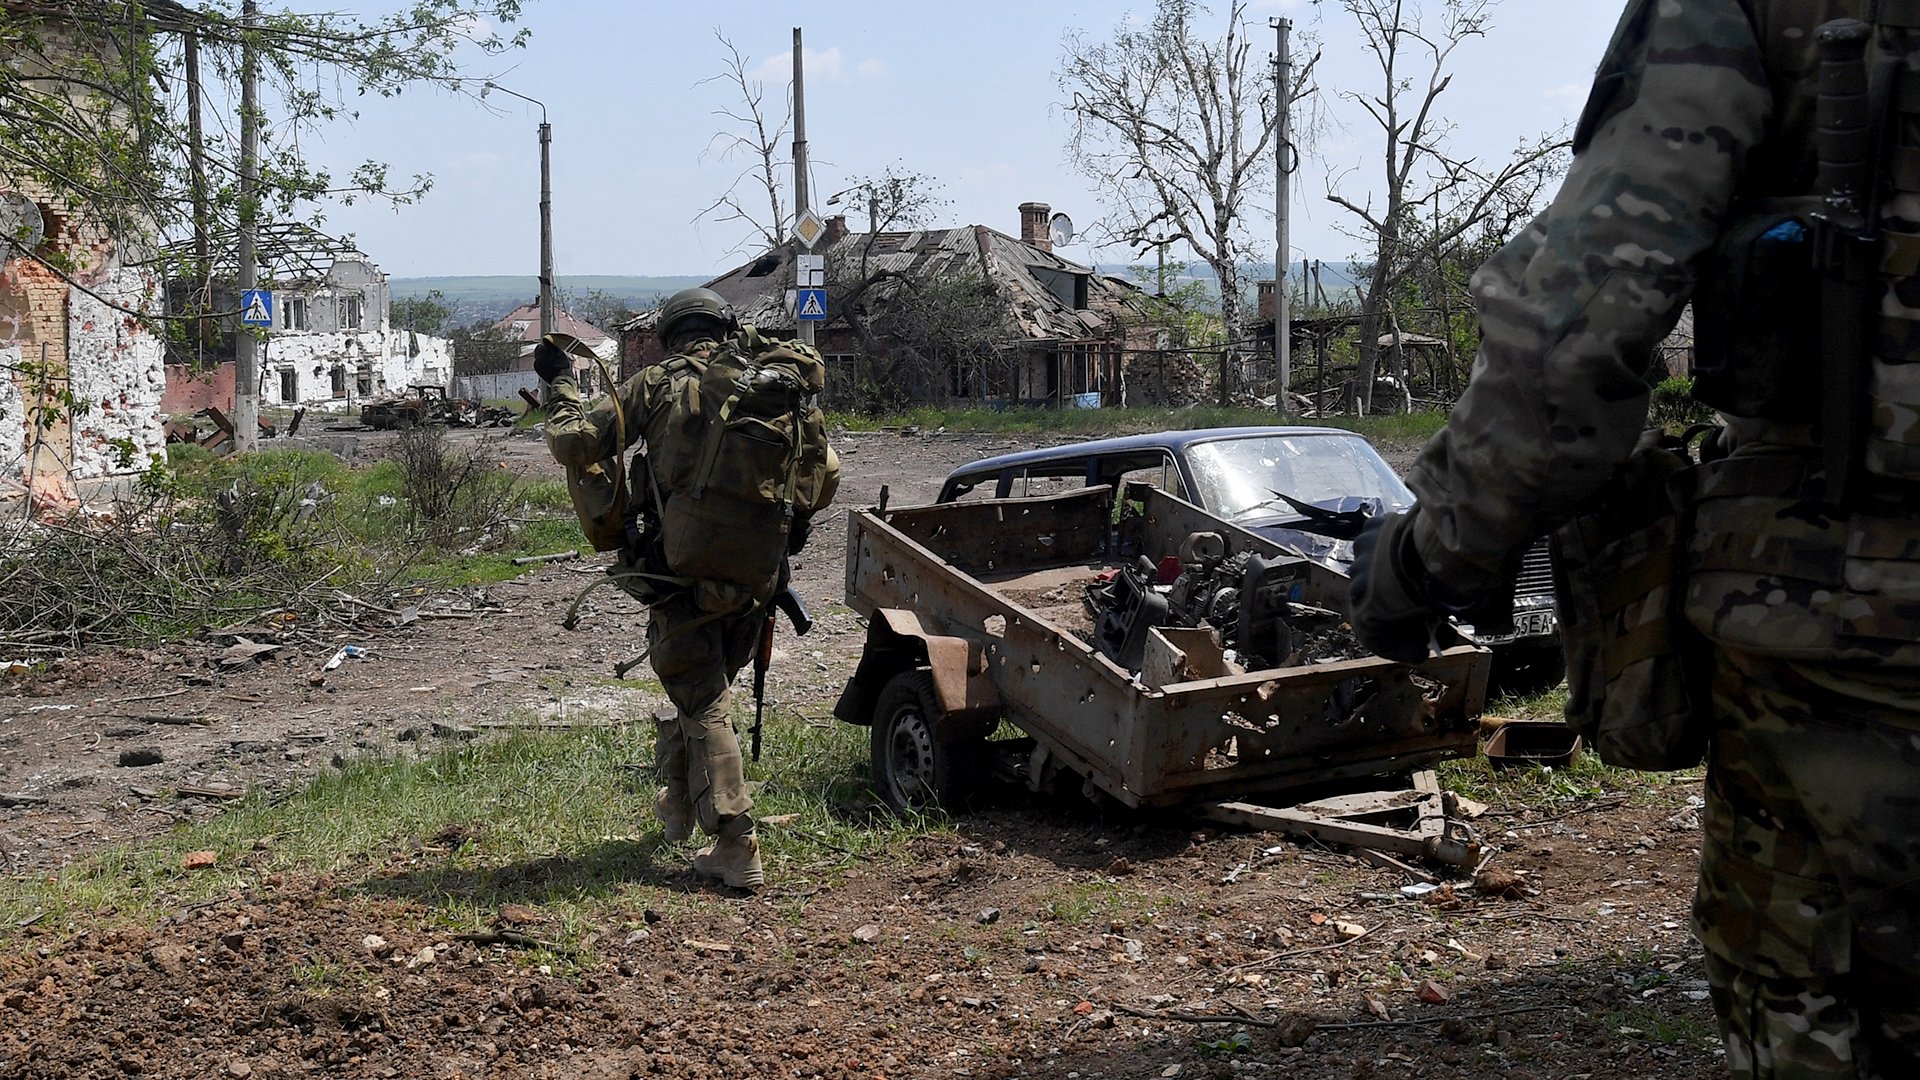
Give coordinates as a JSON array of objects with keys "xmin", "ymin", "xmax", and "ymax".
[
  {"xmin": 1061, "ymin": 0, "xmax": 1318, "ymax": 406},
  {"xmin": 391, "ymin": 289, "xmax": 456, "ymax": 336},
  {"xmin": 0, "ymin": 1, "xmax": 528, "ymax": 292}
]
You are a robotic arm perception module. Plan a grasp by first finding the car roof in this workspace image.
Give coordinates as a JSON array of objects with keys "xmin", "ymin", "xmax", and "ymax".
[{"xmin": 942, "ymin": 426, "xmax": 1369, "ymax": 483}]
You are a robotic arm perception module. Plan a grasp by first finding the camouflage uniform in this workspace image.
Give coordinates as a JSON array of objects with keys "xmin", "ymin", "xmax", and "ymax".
[
  {"xmin": 544, "ymin": 333, "xmax": 770, "ymax": 852},
  {"xmin": 1394, "ymin": 1, "xmax": 1920, "ymax": 1073}
]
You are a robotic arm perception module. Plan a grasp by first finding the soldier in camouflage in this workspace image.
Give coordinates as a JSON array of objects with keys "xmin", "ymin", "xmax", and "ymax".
[{"xmin": 1347, "ymin": 1, "xmax": 1920, "ymax": 1075}]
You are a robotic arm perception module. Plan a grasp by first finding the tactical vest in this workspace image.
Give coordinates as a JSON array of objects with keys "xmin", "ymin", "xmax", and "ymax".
[
  {"xmin": 634, "ymin": 328, "xmax": 837, "ymax": 609},
  {"xmin": 1694, "ymin": 0, "xmax": 1920, "ymax": 484},
  {"xmin": 1683, "ymin": 1, "xmax": 1920, "ymax": 667}
]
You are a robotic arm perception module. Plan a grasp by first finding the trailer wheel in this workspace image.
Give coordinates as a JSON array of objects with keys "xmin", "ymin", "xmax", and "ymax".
[{"xmin": 870, "ymin": 671, "xmax": 983, "ymax": 813}]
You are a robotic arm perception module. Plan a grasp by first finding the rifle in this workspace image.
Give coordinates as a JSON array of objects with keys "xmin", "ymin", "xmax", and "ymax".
[{"xmin": 750, "ymin": 586, "xmax": 815, "ymax": 762}]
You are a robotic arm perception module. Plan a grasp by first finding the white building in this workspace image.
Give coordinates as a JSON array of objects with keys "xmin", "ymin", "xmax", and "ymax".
[{"xmin": 256, "ymin": 255, "xmax": 451, "ymax": 410}]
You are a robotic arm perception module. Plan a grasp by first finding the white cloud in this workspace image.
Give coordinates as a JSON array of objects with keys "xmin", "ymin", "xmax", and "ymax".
[{"xmin": 749, "ymin": 46, "xmax": 885, "ymax": 85}]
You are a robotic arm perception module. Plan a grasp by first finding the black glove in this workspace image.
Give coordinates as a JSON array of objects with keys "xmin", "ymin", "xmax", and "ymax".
[
  {"xmin": 1348, "ymin": 509, "xmax": 1443, "ymax": 664},
  {"xmin": 533, "ymin": 337, "xmax": 571, "ymax": 384},
  {"xmin": 787, "ymin": 511, "xmax": 814, "ymax": 556}
]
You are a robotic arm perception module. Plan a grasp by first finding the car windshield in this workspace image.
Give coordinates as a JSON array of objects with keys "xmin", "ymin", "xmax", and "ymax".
[{"xmin": 1184, "ymin": 435, "xmax": 1414, "ymax": 521}]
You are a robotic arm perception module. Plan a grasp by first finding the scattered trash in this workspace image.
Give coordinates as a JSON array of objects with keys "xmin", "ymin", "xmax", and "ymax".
[
  {"xmin": 321, "ymin": 645, "xmax": 368, "ymax": 672},
  {"xmin": 1332, "ymin": 920, "xmax": 1368, "ymax": 941},
  {"xmin": 1400, "ymin": 882, "xmax": 1441, "ymax": 898},
  {"xmin": 1417, "ymin": 978, "xmax": 1452, "ymax": 1004},
  {"xmin": 1485, "ymin": 721, "xmax": 1584, "ymax": 769},
  {"xmin": 977, "ymin": 907, "xmax": 1001, "ymax": 925}
]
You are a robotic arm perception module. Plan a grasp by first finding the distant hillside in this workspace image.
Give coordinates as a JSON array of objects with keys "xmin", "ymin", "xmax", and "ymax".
[{"xmin": 392, "ymin": 275, "xmax": 709, "ymax": 326}]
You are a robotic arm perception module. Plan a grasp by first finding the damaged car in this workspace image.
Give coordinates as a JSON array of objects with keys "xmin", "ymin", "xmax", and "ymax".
[{"xmin": 937, "ymin": 427, "xmax": 1563, "ymax": 694}]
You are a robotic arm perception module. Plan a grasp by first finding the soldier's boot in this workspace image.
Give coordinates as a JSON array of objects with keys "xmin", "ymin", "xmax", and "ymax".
[
  {"xmin": 654, "ymin": 787, "xmax": 694, "ymax": 845},
  {"xmin": 692, "ymin": 827, "xmax": 764, "ymax": 889}
]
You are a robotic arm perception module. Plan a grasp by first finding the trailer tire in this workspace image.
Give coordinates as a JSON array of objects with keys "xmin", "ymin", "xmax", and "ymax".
[{"xmin": 870, "ymin": 670, "xmax": 984, "ymax": 813}]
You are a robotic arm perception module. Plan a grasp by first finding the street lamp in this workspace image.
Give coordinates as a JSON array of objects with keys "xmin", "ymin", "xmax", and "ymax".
[{"xmin": 486, "ymin": 81, "xmax": 553, "ymax": 338}]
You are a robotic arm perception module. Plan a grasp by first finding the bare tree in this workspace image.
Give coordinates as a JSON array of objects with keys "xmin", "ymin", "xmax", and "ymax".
[
  {"xmin": 1328, "ymin": 0, "xmax": 1562, "ymax": 414},
  {"xmin": 694, "ymin": 31, "xmax": 792, "ymax": 257},
  {"xmin": 1061, "ymin": 0, "xmax": 1317, "ymax": 406}
]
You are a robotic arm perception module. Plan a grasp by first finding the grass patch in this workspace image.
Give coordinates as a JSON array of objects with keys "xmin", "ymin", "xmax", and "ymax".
[
  {"xmin": 1439, "ymin": 683, "xmax": 1704, "ymax": 808},
  {"xmin": 0, "ymin": 707, "xmax": 930, "ymax": 942},
  {"xmin": 827, "ymin": 405, "xmax": 1447, "ymax": 450},
  {"xmin": 1603, "ymin": 1005, "xmax": 1720, "ymax": 1047}
]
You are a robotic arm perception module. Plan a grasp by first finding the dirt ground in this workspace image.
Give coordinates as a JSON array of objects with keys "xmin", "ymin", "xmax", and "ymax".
[{"xmin": 0, "ymin": 428, "xmax": 1723, "ymax": 1078}]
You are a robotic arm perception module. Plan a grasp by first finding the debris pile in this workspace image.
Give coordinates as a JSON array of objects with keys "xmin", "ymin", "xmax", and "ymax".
[{"xmin": 1084, "ymin": 531, "xmax": 1369, "ymax": 675}]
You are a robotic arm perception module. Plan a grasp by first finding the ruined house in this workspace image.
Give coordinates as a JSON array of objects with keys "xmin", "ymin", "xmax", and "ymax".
[
  {"xmin": 619, "ymin": 202, "xmax": 1156, "ymax": 408},
  {"xmin": 163, "ymin": 245, "xmax": 452, "ymax": 413},
  {"xmin": 0, "ymin": 6, "xmax": 170, "ymax": 494}
]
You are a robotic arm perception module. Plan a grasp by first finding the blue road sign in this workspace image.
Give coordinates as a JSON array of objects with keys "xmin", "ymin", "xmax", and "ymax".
[
  {"xmin": 240, "ymin": 289, "xmax": 274, "ymax": 327},
  {"xmin": 796, "ymin": 287, "xmax": 827, "ymax": 322}
]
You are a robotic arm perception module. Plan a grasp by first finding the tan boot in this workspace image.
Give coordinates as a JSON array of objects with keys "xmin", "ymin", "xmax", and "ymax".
[
  {"xmin": 692, "ymin": 830, "xmax": 764, "ymax": 889},
  {"xmin": 654, "ymin": 788, "xmax": 694, "ymax": 845}
]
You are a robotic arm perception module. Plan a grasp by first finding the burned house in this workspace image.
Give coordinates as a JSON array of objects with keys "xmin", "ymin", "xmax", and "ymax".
[{"xmin": 619, "ymin": 202, "xmax": 1154, "ymax": 408}]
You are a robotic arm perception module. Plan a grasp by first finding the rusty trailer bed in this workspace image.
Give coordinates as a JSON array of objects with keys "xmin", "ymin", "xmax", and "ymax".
[{"xmin": 839, "ymin": 485, "xmax": 1490, "ymax": 863}]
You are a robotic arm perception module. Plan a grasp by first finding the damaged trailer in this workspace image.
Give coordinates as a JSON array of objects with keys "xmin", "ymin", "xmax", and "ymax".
[{"xmin": 835, "ymin": 482, "xmax": 1492, "ymax": 866}]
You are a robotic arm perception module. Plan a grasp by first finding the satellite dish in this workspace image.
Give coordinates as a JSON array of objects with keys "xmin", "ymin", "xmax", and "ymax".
[
  {"xmin": 0, "ymin": 192, "xmax": 46, "ymax": 252},
  {"xmin": 1048, "ymin": 212, "xmax": 1076, "ymax": 248}
]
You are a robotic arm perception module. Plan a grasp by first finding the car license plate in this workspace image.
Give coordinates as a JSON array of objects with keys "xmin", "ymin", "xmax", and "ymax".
[{"xmin": 1513, "ymin": 609, "xmax": 1557, "ymax": 638}]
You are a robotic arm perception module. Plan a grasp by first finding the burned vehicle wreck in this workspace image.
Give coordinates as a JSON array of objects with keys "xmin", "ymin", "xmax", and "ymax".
[
  {"xmin": 835, "ymin": 479, "xmax": 1494, "ymax": 866},
  {"xmin": 938, "ymin": 428, "xmax": 1564, "ymax": 693}
]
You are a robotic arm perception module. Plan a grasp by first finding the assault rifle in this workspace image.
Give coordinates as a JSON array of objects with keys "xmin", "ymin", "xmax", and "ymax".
[{"xmin": 750, "ymin": 587, "xmax": 814, "ymax": 762}]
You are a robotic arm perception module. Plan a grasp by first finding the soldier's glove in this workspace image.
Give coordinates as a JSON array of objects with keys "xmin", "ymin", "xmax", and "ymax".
[
  {"xmin": 787, "ymin": 512, "xmax": 813, "ymax": 555},
  {"xmin": 533, "ymin": 338, "xmax": 571, "ymax": 384},
  {"xmin": 1348, "ymin": 509, "xmax": 1444, "ymax": 664}
]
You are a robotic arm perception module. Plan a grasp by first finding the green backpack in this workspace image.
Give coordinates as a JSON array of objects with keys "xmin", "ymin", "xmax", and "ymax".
[{"xmin": 640, "ymin": 328, "xmax": 835, "ymax": 605}]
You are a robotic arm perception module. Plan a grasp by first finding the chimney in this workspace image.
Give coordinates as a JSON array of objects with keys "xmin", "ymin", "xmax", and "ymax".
[
  {"xmin": 823, "ymin": 214, "xmax": 848, "ymax": 245},
  {"xmin": 1019, "ymin": 201, "xmax": 1052, "ymax": 252}
]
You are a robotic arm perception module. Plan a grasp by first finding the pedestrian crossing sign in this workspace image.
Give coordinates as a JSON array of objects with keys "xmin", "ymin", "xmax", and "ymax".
[
  {"xmin": 240, "ymin": 289, "xmax": 274, "ymax": 327},
  {"xmin": 796, "ymin": 287, "xmax": 827, "ymax": 321}
]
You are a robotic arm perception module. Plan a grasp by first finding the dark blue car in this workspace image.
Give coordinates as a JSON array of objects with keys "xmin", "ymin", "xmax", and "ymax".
[{"xmin": 937, "ymin": 427, "xmax": 1564, "ymax": 692}]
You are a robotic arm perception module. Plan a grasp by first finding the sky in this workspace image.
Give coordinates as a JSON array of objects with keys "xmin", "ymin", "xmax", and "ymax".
[{"xmin": 304, "ymin": 1, "xmax": 1629, "ymax": 282}]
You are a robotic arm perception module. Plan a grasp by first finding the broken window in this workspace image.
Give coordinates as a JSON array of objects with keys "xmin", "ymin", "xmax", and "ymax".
[
  {"xmin": 355, "ymin": 370, "xmax": 372, "ymax": 396},
  {"xmin": 283, "ymin": 295, "xmax": 308, "ymax": 331},
  {"xmin": 339, "ymin": 295, "xmax": 363, "ymax": 330},
  {"xmin": 279, "ymin": 368, "xmax": 298, "ymax": 403},
  {"xmin": 330, "ymin": 365, "xmax": 346, "ymax": 398}
]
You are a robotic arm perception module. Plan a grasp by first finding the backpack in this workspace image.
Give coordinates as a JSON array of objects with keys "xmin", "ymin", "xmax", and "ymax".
[{"xmin": 640, "ymin": 328, "xmax": 836, "ymax": 605}]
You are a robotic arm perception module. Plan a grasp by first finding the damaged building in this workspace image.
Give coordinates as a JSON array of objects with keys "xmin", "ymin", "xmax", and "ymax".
[
  {"xmin": 163, "ymin": 235, "xmax": 451, "ymax": 414},
  {"xmin": 0, "ymin": 189, "xmax": 168, "ymax": 494},
  {"xmin": 620, "ymin": 202, "xmax": 1160, "ymax": 409}
]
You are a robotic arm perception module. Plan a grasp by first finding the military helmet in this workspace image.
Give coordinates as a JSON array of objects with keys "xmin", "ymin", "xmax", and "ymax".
[{"xmin": 657, "ymin": 287, "xmax": 737, "ymax": 346}]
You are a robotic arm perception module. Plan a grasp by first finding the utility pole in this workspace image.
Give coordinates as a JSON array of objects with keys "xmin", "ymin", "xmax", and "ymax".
[
  {"xmin": 234, "ymin": 0, "xmax": 260, "ymax": 452},
  {"xmin": 792, "ymin": 26, "xmax": 814, "ymax": 349},
  {"xmin": 539, "ymin": 115, "xmax": 553, "ymax": 337},
  {"xmin": 485, "ymin": 83, "xmax": 553, "ymax": 339},
  {"xmin": 183, "ymin": 29, "xmax": 212, "ymax": 362},
  {"xmin": 1272, "ymin": 16, "xmax": 1293, "ymax": 419}
]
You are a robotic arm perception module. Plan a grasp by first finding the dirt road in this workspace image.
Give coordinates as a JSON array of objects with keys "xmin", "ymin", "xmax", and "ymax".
[{"xmin": 0, "ymin": 427, "xmax": 1722, "ymax": 1078}]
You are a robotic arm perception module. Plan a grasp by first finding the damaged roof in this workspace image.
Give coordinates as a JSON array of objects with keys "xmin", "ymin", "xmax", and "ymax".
[{"xmin": 622, "ymin": 225, "xmax": 1146, "ymax": 343}]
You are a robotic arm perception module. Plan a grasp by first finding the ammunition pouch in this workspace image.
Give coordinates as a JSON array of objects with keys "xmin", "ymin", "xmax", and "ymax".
[
  {"xmin": 564, "ymin": 457, "xmax": 629, "ymax": 554},
  {"xmin": 1692, "ymin": 198, "xmax": 1826, "ymax": 422},
  {"xmin": 1551, "ymin": 427, "xmax": 1714, "ymax": 771}
]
